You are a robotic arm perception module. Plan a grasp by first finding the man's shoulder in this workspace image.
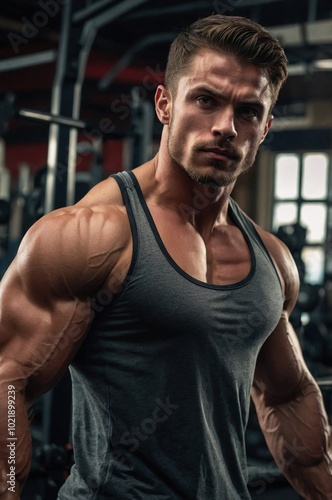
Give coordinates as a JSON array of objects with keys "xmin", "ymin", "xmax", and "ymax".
[
  {"xmin": 13, "ymin": 177, "xmax": 131, "ymax": 297},
  {"xmin": 75, "ymin": 175, "xmax": 125, "ymax": 209},
  {"xmin": 28, "ymin": 177, "xmax": 128, "ymax": 250},
  {"xmin": 253, "ymin": 223, "xmax": 294, "ymax": 267},
  {"xmin": 251, "ymin": 221, "xmax": 300, "ymax": 309},
  {"xmin": 38, "ymin": 175, "xmax": 127, "ymax": 234}
]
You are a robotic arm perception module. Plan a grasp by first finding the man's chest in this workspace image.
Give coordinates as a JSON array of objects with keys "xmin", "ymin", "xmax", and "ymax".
[{"xmin": 148, "ymin": 206, "xmax": 252, "ymax": 286}]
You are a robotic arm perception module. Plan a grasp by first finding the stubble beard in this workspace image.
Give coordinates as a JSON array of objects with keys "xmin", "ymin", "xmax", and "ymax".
[
  {"xmin": 167, "ymin": 134, "xmax": 257, "ymax": 188},
  {"xmin": 185, "ymin": 159, "xmax": 238, "ymax": 187},
  {"xmin": 188, "ymin": 152, "xmax": 258, "ymax": 187}
]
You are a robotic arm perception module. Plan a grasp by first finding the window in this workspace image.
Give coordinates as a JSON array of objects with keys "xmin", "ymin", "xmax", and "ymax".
[{"xmin": 272, "ymin": 152, "xmax": 331, "ymax": 285}]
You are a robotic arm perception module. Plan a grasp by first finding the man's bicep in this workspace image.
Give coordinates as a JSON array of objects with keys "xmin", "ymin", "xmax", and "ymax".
[
  {"xmin": 0, "ymin": 263, "xmax": 92, "ymax": 496},
  {"xmin": 253, "ymin": 312, "xmax": 310, "ymax": 402},
  {"xmin": 0, "ymin": 262, "xmax": 92, "ymax": 400}
]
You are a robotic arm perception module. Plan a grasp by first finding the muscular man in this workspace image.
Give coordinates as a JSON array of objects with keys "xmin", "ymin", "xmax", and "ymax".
[{"xmin": 1, "ymin": 14, "xmax": 332, "ymax": 499}]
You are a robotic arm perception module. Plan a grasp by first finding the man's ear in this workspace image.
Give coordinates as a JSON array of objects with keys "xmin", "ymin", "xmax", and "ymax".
[
  {"xmin": 155, "ymin": 85, "xmax": 171, "ymax": 124},
  {"xmin": 260, "ymin": 115, "xmax": 274, "ymax": 144}
]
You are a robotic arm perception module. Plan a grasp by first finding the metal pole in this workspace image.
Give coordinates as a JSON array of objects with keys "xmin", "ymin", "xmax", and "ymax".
[
  {"xmin": 45, "ymin": 1, "xmax": 72, "ymax": 212},
  {"xmin": 45, "ymin": 0, "xmax": 87, "ymax": 213},
  {"xmin": 45, "ymin": 0, "xmax": 152, "ymax": 213},
  {"xmin": 18, "ymin": 109, "xmax": 86, "ymax": 129},
  {"xmin": 72, "ymin": 0, "xmax": 117, "ymax": 24},
  {"xmin": 82, "ymin": 0, "xmax": 150, "ymax": 35},
  {"xmin": 0, "ymin": 50, "xmax": 56, "ymax": 73},
  {"xmin": 98, "ymin": 33, "xmax": 174, "ymax": 90}
]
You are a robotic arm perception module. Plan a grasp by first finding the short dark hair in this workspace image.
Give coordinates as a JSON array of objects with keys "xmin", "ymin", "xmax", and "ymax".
[{"xmin": 165, "ymin": 14, "xmax": 288, "ymax": 108}]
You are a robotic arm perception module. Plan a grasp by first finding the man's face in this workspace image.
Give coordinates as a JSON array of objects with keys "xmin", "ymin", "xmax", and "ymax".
[{"xmin": 157, "ymin": 49, "xmax": 274, "ymax": 187}]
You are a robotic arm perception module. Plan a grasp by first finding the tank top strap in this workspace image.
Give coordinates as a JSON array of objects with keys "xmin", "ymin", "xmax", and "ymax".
[{"xmin": 111, "ymin": 170, "xmax": 155, "ymax": 253}]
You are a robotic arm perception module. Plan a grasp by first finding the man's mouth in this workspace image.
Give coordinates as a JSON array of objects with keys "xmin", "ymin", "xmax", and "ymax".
[
  {"xmin": 201, "ymin": 147, "xmax": 239, "ymax": 161},
  {"xmin": 204, "ymin": 147, "xmax": 237, "ymax": 159}
]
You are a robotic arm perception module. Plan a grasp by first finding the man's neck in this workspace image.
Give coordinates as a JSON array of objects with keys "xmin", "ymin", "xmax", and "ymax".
[{"xmin": 136, "ymin": 152, "xmax": 236, "ymax": 237}]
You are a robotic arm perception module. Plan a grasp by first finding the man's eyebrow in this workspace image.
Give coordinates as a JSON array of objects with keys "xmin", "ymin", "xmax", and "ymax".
[
  {"xmin": 190, "ymin": 86, "xmax": 266, "ymax": 108},
  {"xmin": 190, "ymin": 86, "xmax": 224, "ymax": 99}
]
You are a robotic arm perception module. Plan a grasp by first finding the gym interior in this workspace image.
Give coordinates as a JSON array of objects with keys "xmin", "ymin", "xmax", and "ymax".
[{"xmin": 0, "ymin": 1, "xmax": 332, "ymax": 498}]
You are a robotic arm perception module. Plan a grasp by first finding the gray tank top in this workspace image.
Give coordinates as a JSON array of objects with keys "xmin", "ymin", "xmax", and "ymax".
[{"xmin": 58, "ymin": 170, "xmax": 283, "ymax": 500}]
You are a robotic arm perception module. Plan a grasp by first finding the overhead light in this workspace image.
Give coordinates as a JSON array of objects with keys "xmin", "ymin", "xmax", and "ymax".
[
  {"xmin": 287, "ymin": 60, "xmax": 332, "ymax": 75},
  {"xmin": 314, "ymin": 59, "xmax": 332, "ymax": 70}
]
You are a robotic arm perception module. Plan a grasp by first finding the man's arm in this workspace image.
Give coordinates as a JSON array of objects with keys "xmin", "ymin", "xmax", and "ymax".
[
  {"xmin": 0, "ymin": 202, "xmax": 129, "ymax": 498},
  {"xmin": 251, "ymin": 234, "xmax": 332, "ymax": 499}
]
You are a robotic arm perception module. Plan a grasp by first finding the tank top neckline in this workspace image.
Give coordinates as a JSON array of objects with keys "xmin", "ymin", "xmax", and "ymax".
[{"xmin": 124, "ymin": 170, "xmax": 256, "ymax": 290}]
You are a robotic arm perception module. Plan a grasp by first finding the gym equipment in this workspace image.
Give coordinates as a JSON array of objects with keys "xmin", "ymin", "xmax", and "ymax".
[
  {"xmin": 45, "ymin": 0, "xmax": 152, "ymax": 214},
  {"xmin": 0, "ymin": 199, "xmax": 10, "ymax": 226},
  {"xmin": 0, "ymin": 139, "xmax": 11, "ymax": 225},
  {"xmin": 0, "ymin": 93, "xmax": 15, "ymax": 138},
  {"xmin": 21, "ymin": 136, "xmax": 104, "ymax": 234},
  {"xmin": 1, "ymin": 0, "xmax": 153, "ymax": 216},
  {"xmin": 296, "ymin": 282, "xmax": 321, "ymax": 312},
  {"xmin": 21, "ymin": 166, "xmax": 47, "ymax": 234},
  {"xmin": 125, "ymin": 86, "xmax": 154, "ymax": 170},
  {"xmin": 275, "ymin": 223, "xmax": 307, "ymax": 253},
  {"xmin": 75, "ymin": 138, "xmax": 104, "ymax": 200},
  {"xmin": 0, "ymin": 139, "xmax": 11, "ymax": 274},
  {"xmin": 301, "ymin": 320, "xmax": 327, "ymax": 362},
  {"xmin": 0, "ymin": 92, "xmax": 87, "ymax": 138},
  {"xmin": 275, "ymin": 222, "xmax": 326, "ymax": 342},
  {"xmin": 275, "ymin": 223, "xmax": 307, "ymax": 281}
]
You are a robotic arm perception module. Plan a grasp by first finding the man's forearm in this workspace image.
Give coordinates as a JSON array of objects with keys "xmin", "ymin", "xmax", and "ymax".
[
  {"xmin": 284, "ymin": 459, "xmax": 332, "ymax": 500},
  {"xmin": 252, "ymin": 381, "xmax": 332, "ymax": 499}
]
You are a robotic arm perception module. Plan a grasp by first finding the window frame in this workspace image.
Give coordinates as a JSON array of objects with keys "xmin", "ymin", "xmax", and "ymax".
[{"xmin": 271, "ymin": 150, "xmax": 332, "ymax": 285}]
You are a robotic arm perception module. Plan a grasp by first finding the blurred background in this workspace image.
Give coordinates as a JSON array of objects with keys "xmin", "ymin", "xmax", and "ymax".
[{"xmin": 0, "ymin": 0, "xmax": 331, "ymax": 498}]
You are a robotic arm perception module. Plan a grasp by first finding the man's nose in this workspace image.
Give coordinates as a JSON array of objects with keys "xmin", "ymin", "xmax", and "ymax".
[{"xmin": 211, "ymin": 107, "xmax": 237, "ymax": 141}]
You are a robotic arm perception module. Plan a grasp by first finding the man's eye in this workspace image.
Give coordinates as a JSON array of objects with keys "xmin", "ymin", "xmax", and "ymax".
[
  {"xmin": 197, "ymin": 96, "xmax": 216, "ymax": 106},
  {"xmin": 239, "ymin": 106, "xmax": 258, "ymax": 118}
]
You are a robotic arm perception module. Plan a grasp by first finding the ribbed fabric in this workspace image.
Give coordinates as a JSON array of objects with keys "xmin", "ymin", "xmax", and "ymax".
[{"xmin": 58, "ymin": 170, "xmax": 283, "ymax": 500}]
